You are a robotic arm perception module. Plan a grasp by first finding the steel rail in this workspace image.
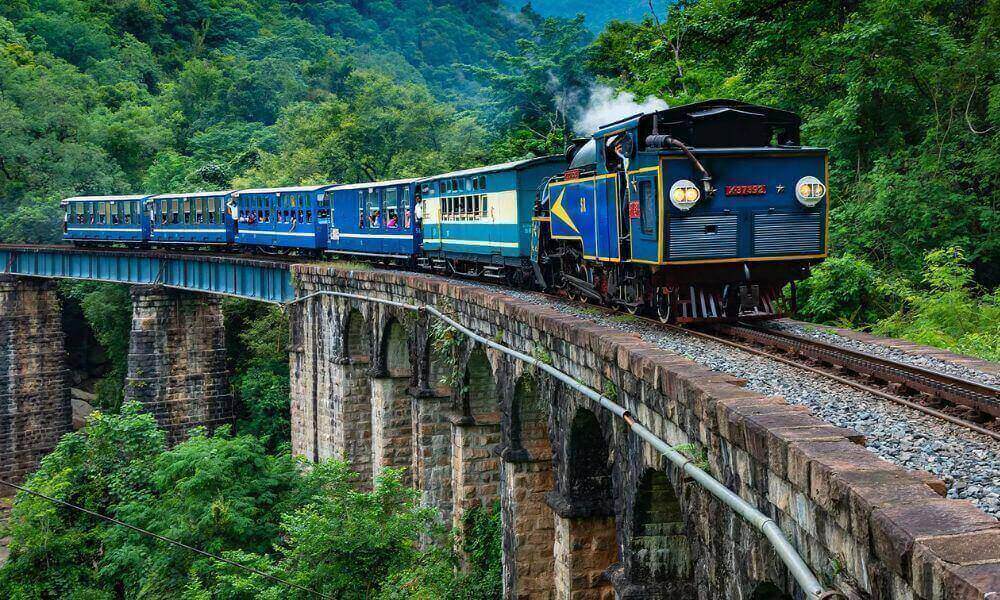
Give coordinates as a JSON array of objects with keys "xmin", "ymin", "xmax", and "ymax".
[
  {"xmin": 535, "ymin": 292, "xmax": 1000, "ymax": 442},
  {"xmin": 285, "ymin": 289, "xmax": 835, "ymax": 600},
  {"xmin": 672, "ymin": 322, "xmax": 1000, "ymax": 443},
  {"xmin": 718, "ymin": 324, "xmax": 1000, "ymax": 417}
]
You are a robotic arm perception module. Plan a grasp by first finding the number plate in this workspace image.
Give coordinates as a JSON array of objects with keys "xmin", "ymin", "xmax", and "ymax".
[{"xmin": 725, "ymin": 185, "xmax": 767, "ymax": 196}]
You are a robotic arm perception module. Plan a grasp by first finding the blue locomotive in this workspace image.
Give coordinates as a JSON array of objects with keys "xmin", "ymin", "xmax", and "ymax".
[{"xmin": 61, "ymin": 100, "xmax": 828, "ymax": 323}]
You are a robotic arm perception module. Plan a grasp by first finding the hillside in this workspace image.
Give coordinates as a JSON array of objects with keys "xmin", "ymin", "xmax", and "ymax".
[
  {"xmin": 503, "ymin": 0, "xmax": 650, "ymax": 29},
  {"xmin": 0, "ymin": 0, "xmax": 543, "ymax": 243}
]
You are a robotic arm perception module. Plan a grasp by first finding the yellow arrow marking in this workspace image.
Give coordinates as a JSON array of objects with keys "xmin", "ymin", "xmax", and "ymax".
[{"xmin": 550, "ymin": 189, "xmax": 579, "ymax": 234}]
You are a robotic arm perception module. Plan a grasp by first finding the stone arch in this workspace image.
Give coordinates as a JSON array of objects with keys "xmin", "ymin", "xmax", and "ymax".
[
  {"xmin": 344, "ymin": 308, "xmax": 370, "ymax": 362},
  {"xmin": 628, "ymin": 468, "xmax": 693, "ymax": 592},
  {"xmin": 547, "ymin": 403, "xmax": 618, "ymax": 599},
  {"xmin": 462, "ymin": 344, "xmax": 499, "ymax": 421},
  {"xmin": 370, "ymin": 315, "xmax": 415, "ymax": 485}
]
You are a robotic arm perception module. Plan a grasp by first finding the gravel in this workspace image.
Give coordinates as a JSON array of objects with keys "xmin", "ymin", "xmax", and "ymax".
[
  {"xmin": 767, "ymin": 320, "xmax": 1000, "ymax": 388},
  {"xmin": 481, "ymin": 285, "xmax": 1000, "ymax": 518}
]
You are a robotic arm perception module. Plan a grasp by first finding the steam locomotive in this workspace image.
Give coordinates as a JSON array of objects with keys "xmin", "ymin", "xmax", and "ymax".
[{"xmin": 63, "ymin": 100, "xmax": 828, "ymax": 323}]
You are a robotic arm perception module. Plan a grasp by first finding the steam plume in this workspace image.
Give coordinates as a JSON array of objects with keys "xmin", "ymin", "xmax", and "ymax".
[{"xmin": 574, "ymin": 85, "xmax": 669, "ymax": 134}]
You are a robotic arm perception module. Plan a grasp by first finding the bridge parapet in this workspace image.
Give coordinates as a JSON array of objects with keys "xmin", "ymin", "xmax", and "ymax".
[{"xmin": 290, "ymin": 264, "xmax": 1000, "ymax": 600}]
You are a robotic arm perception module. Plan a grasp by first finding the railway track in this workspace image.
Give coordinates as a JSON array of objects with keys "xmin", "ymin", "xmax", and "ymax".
[{"xmin": 537, "ymin": 292, "xmax": 1000, "ymax": 441}]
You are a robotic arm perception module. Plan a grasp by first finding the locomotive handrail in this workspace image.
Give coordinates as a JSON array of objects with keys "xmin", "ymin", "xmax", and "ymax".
[{"xmin": 286, "ymin": 288, "xmax": 837, "ymax": 600}]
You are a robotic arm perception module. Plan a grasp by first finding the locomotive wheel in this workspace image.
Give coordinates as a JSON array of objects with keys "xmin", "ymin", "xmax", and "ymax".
[
  {"xmin": 619, "ymin": 280, "xmax": 642, "ymax": 315},
  {"xmin": 655, "ymin": 289, "xmax": 674, "ymax": 324}
]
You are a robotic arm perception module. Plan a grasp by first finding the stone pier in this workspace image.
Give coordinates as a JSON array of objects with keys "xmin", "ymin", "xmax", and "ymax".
[
  {"xmin": 0, "ymin": 277, "xmax": 72, "ymax": 494},
  {"xmin": 124, "ymin": 286, "xmax": 233, "ymax": 444}
]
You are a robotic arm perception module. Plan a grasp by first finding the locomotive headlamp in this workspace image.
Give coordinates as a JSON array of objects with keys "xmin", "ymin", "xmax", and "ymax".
[
  {"xmin": 670, "ymin": 179, "xmax": 701, "ymax": 211},
  {"xmin": 795, "ymin": 176, "xmax": 826, "ymax": 207}
]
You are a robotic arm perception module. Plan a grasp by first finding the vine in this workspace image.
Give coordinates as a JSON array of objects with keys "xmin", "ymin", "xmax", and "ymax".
[{"xmin": 429, "ymin": 316, "xmax": 465, "ymax": 395}]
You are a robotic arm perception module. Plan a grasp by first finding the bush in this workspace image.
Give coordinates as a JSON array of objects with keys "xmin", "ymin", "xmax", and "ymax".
[
  {"xmin": 795, "ymin": 255, "xmax": 901, "ymax": 326},
  {"xmin": 873, "ymin": 248, "xmax": 1000, "ymax": 361}
]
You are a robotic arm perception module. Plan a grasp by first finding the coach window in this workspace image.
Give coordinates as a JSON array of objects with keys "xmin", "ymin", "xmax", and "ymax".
[
  {"xmin": 479, "ymin": 175, "xmax": 487, "ymax": 190},
  {"xmin": 403, "ymin": 188, "xmax": 412, "ymax": 228},
  {"xmin": 122, "ymin": 202, "xmax": 131, "ymax": 225},
  {"xmin": 385, "ymin": 188, "xmax": 399, "ymax": 228},
  {"xmin": 367, "ymin": 190, "xmax": 381, "ymax": 227},
  {"xmin": 638, "ymin": 180, "xmax": 655, "ymax": 234}
]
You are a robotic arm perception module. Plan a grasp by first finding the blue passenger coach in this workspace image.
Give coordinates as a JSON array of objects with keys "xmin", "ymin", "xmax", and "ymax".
[
  {"xmin": 327, "ymin": 179, "xmax": 419, "ymax": 259},
  {"xmin": 147, "ymin": 190, "xmax": 234, "ymax": 246},
  {"xmin": 233, "ymin": 185, "xmax": 333, "ymax": 251},
  {"xmin": 418, "ymin": 157, "xmax": 566, "ymax": 277},
  {"xmin": 62, "ymin": 194, "xmax": 151, "ymax": 244}
]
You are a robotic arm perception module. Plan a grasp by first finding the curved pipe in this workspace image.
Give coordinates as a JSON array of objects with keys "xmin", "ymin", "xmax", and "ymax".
[{"xmin": 646, "ymin": 135, "xmax": 716, "ymax": 195}]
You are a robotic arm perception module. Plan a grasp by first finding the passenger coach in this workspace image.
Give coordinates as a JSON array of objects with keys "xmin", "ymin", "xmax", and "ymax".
[
  {"xmin": 147, "ymin": 190, "xmax": 234, "ymax": 246},
  {"xmin": 232, "ymin": 185, "xmax": 334, "ymax": 252},
  {"xmin": 418, "ymin": 157, "xmax": 566, "ymax": 280},
  {"xmin": 62, "ymin": 194, "xmax": 151, "ymax": 244},
  {"xmin": 327, "ymin": 178, "xmax": 420, "ymax": 260}
]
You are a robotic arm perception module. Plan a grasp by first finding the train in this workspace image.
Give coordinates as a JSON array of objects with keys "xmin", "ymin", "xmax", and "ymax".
[{"xmin": 62, "ymin": 99, "xmax": 829, "ymax": 323}]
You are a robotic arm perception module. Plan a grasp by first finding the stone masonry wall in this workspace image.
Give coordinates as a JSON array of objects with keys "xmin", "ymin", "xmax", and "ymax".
[
  {"xmin": 291, "ymin": 265, "xmax": 1000, "ymax": 599},
  {"xmin": 0, "ymin": 277, "xmax": 71, "ymax": 495},
  {"xmin": 125, "ymin": 286, "xmax": 233, "ymax": 444}
]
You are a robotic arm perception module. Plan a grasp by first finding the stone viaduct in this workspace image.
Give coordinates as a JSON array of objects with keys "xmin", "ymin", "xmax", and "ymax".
[{"xmin": 1, "ymin": 262, "xmax": 998, "ymax": 599}]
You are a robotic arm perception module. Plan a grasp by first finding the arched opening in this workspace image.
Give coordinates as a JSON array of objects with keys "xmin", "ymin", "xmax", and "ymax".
[
  {"xmin": 630, "ymin": 469, "xmax": 692, "ymax": 587},
  {"xmin": 568, "ymin": 409, "xmax": 613, "ymax": 507},
  {"xmin": 501, "ymin": 372, "xmax": 555, "ymax": 598},
  {"xmin": 462, "ymin": 345, "xmax": 498, "ymax": 420},
  {"xmin": 371, "ymin": 318, "xmax": 414, "ymax": 485},
  {"xmin": 345, "ymin": 309, "xmax": 370, "ymax": 362},
  {"xmin": 451, "ymin": 345, "xmax": 502, "ymax": 571},
  {"xmin": 382, "ymin": 319, "xmax": 411, "ymax": 377},
  {"xmin": 552, "ymin": 407, "xmax": 617, "ymax": 598},
  {"xmin": 511, "ymin": 373, "xmax": 550, "ymax": 458},
  {"xmin": 750, "ymin": 582, "xmax": 793, "ymax": 600}
]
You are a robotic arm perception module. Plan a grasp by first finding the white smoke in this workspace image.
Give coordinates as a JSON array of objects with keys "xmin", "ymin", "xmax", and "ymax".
[{"xmin": 574, "ymin": 85, "xmax": 669, "ymax": 135}]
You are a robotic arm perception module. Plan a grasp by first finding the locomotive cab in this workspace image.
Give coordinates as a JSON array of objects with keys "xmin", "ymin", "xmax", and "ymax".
[{"xmin": 541, "ymin": 100, "xmax": 828, "ymax": 322}]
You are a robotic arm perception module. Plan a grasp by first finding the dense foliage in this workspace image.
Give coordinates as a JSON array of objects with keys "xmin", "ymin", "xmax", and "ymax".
[
  {"xmin": 0, "ymin": 0, "xmax": 575, "ymax": 243},
  {"xmin": 223, "ymin": 299, "xmax": 293, "ymax": 451},
  {"xmin": 0, "ymin": 405, "xmax": 501, "ymax": 599}
]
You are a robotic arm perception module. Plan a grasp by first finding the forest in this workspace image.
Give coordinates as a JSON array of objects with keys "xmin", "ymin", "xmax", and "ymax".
[{"xmin": 0, "ymin": 0, "xmax": 998, "ymax": 597}]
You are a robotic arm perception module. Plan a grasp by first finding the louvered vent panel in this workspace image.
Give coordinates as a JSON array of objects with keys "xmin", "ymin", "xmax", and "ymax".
[
  {"xmin": 668, "ymin": 215, "xmax": 738, "ymax": 260},
  {"xmin": 753, "ymin": 213, "xmax": 823, "ymax": 255}
]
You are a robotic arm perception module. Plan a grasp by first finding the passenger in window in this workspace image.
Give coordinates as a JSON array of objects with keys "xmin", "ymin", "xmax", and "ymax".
[
  {"xmin": 405, "ymin": 208, "xmax": 412, "ymax": 228},
  {"xmin": 306, "ymin": 210, "xmax": 312, "ymax": 222},
  {"xmin": 387, "ymin": 210, "xmax": 398, "ymax": 228}
]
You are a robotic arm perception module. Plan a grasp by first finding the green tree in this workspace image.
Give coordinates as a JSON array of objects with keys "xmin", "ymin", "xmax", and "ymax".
[
  {"xmin": 0, "ymin": 403, "xmax": 165, "ymax": 598},
  {"xmin": 472, "ymin": 10, "xmax": 594, "ymax": 157}
]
